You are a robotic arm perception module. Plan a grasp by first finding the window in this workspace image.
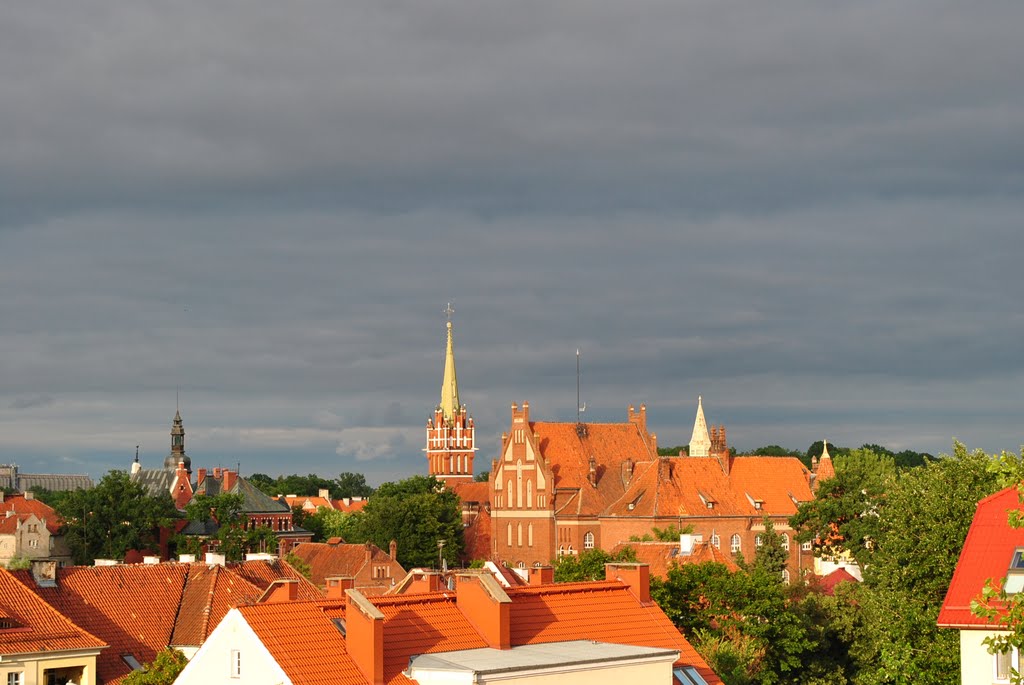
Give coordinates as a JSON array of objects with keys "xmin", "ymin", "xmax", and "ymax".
[
  {"xmin": 710, "ymin": 533, "xmax": 720, "ymax": 549},
  {"xmin": 755, "ymin": 535, "xmax": 764, "ymax": 548},
  {"xmin": 8, "ymin": 673, "xmax": 23, "ymax": 685},
  {"xmin": 674, "ymin": 666, "xmax": 709, "ymax": 685},
  {"xmin": 995, "ymin": 647, "xmax": 1014, "ymax": 682},
  {"xmin": 801, "ymin": 541, "xmax": 812, "ymax": 551},
  {"xmin": 517, "ymin": 523, "xmax": 523, "ymax": 546},
  {"xmin": 584, "ymin": 532, "xmax": 595, "ymax": 550},
  {"xmin": 507, "ymin": 523, "xmax": 513, "ymax": 547},
  {"xmin": 730, "ymin": 534, "xmax": 741, "ymax": 554},
  {"xmin": 230, "ymin": 649, "xmax": 241, "ymax": 678},
  {"xmin": 781, "ymin": 569, "xmax": 790, "ymax": 584},
  {"xmin": 528, "ymin": 523, "xmax": 534, "ymax": 547},
  {"xmin": 781, "ymin": 534, "xmax": 790, "ymax": 551}
]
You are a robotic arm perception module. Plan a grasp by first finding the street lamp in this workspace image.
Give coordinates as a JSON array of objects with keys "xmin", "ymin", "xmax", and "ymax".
[{"xmin": 437, "ymin": 539, "xmax": 446, "ymax": 571}]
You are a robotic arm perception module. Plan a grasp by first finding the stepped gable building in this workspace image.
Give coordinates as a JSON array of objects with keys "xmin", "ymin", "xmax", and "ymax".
[{"xmin": 491, "ymin": 398, "xmax": 816, "ymax": 577}]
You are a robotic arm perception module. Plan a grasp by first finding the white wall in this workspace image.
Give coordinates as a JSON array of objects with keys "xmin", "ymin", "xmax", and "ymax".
[
  {"xmin": 173, "ymin": 609, "xmax": 290, "ymax": 685},
  {"xmin": 960, "ymin": 628, "xmax": 1014, "ymax": 685}
]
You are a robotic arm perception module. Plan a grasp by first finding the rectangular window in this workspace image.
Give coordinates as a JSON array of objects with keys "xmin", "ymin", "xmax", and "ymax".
[
  {"xmin": 230, "ymin": 650, "xmax": 241, "ymax": 678},
  {"xmin": 8, "ymin": 673, "xmax": 23, "ymax": 685},
  {"xmin": 995, "ymin": 648, "xmax": 1013, "ymax": 682}
]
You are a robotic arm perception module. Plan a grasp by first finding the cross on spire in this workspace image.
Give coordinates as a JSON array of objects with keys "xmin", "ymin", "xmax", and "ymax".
[{"xmin": 444, "ymin": 302, "xmax": 455, "ymax": 322}]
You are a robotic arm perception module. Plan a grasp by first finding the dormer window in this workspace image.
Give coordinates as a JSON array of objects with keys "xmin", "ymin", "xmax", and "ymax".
[
  {"xmin": 697, "ymin": 491, "xmax": 716, "ymax": 510},
  {"xmin": 1006, "ymin": 548, "xmax": 1024, "ymax": 593}
]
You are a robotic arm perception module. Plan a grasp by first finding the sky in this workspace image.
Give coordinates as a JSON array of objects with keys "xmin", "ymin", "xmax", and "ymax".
[{"xmin": 2, "ymin": 2, "xmax": 1023, "ymax": 485}]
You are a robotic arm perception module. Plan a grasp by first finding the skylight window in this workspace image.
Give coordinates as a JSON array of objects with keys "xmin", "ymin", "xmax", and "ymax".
[
  {"xmin": 122, "ymin": 655, "xmax": 143, "ymax": 671},
  {"xmin": 674, "ymin": 666, "xmax": 710, "ymax": 685}
]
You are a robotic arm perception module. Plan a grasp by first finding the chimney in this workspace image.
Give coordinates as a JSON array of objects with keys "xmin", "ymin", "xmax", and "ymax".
[
  {"xmin": 179, "ymin": 554, "xmax": 196, "ymax": 563},
  {"xmin": 213, "ymin": 467, "xmax": 222, "ymax": 479},
  {"xmin": 196, "ymin": 468, "xmax": 207, "ymax": 486},
  {"xmin": 588, "ymin": 456, "xmax": 597, "ymax": 487},
  {"xmin": 405, "ymin": 570, "xmax": 446, "ymax": 594},
  {"xmin": 94, "ymin": 559, "xmax": 118, "ymax": 567},
  {"xmin": 346, "ymin": 589, "xmax": 385, "ymax": 685},
  {"xmin": 325, "ymin": 576, "xmax": 355, "ymax": 600},
  {"xmin": 259, "ymin": 579, "xmax": 299, "ymax": 603},
  {"xmin": 143, "ymin": 555, "xmax": 160, "ymax": 565},
  {"xmin": 319, "ymin": 488, "xmax": 330, "ymax": 499},
  {"xmin": 223, "ymin": 469, "xmax": 238, "ymax": 491},
  {"xmin": 343, "ymin": 497, "xmax": 351, "ymax": 506},
  {"xmin": 24, "ymin": 492, "xmax": 34, "ymax": 501},
  {"xmin": 389, "ymin": 539, "xmax": 398, "ymax": 560},
  {"xmin": 605, "ymin": 563, "xmax": 651, "ymax": 604},
  {"xmin": 529, "ymin": 566, "xmax": 554, "ymax": 586},
  {"xmin": 30, "ymin": 560, "xmax": 58, "ymax": 588},
  {"xmin": 205, "ymin": 552, "xmax": 226, "ymax": 567},
  {"xmin": 365, "ymin": 542, "xmax": 373, "ymax": 564},
  {"xmin": 456, "ymin": 572, "xmax": 511, "ymax": 649}
]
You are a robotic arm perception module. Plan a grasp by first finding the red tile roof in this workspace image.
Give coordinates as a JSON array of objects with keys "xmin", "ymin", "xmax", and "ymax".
[
  {"xmin": 506, "ymin": 581, "xmax": 720, "ymax": 683},
  {"xmin": 332, "ymin": 498, "xmax": 369, "ymax": 514},
  {"xmin": 11, "ymin": 559, "xmax": 318, "ymax": 683},
  {"xmin": 609, "ymin": 541, "xmax": 739, "ymax": 578},
  {"xmin": 231, "ymin": 559, "xmax": 323, "ymax": 600},
  {"xmin": 938, "ymin": 485, "xmax": 1024, "ymax": 628},
  {"xmin": 237, "ymin": 601, "xmax": 366, "ymax": 685},
  {"xmin": 290, "ymin": 542, "xmax": 405, "ymax": 591},
  {"xmin": 530, "ymin": 421, "xmax": 657, "ymax": 517},
  {"xmin": 604, "ymin": 456, "xmax": 812, "ymax": 519},
  {"xmin": 0, "ymin": 568, "xmax": 105, "ymax": 656},
  {"xmin": 0, "ymin": 494, "xmax": 62, "ymax": 534},
  {"xmin": 816, "ymin": 567, "xmax": 858, "ymax": 596},
  {"xmin": 449, "ymin": 481, "xmax": 489, "ymax": 503}
]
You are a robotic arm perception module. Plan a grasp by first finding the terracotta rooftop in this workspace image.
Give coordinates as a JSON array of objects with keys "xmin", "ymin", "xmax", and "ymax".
[
  {"xmin": 938, "ymin": 485, "xmax": 1024, "ymax": 628},
  {"xmin": 0, "ymin": 493, "xmax": 62, "ymax": 534},
  {"xmin": 11, "ymin": 558, "xmax": 317, "ymax": 683},
  {"xmin": 816, "ymin": 567, "xmax": 859, "ymax": 596},
  {"xmin": 289, "ymin": 541, "xmax": 405, "ymax": 591},
  {"xmin": 609, "ymin": 541, "xmax": 739, "ymax": 578},
  {"xmin": 0, "ymin": 568, "xmax": 105, "ymax": 656},
  {"xmin": 237, "ymin": 601, "xmax": 366, "ymax": 685}
]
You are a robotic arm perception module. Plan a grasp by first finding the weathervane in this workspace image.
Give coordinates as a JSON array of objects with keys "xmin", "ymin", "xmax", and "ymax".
[{"xmin": 444, "ymin": 302, "xmax": 455, "ymax": 322}]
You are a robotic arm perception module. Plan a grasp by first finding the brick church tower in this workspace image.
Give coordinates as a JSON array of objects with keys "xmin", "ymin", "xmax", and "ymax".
[{"xmin": 425, "ymin": 307, "xmax": 477, "ymax": 486}]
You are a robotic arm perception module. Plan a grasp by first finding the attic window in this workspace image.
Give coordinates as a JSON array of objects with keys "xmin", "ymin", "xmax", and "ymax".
[
  {"xmin": 122, "ymin": 654, "xmax": 143, "ymax": 671},
  {"xmin": 0, "ymin": 619, "xmax": 21, "ymax": 630},
  {"xmin": 697, "ymin": 492, "xmax": 715, "ymax": 510},
  {"xmin": 1006, "ymin": 548, "xmax": 1024, "ymax": 594},
  {"xmin": 331, "ymin": 618, "xmax": 346, "ymax": 637},
  {"xmin": 674, "ymin": 666, "xmax": 710, "ymax": 685}
]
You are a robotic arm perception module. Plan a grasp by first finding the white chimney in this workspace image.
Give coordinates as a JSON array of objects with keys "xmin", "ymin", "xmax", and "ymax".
[
  {"xmin": 143, "ymin": 556, "xmax": 160, "ymax": 565},
  {"xmin": 94, "ymin": 559, "xmax": 118, "ymax": 566},
  {"xmin": 245, "ymin": 553, "xmax": 278, "ymax": 562},
  {"xmin": 179, "ymin": 554, "xmax": 196, "ymax": 563},
  {"xmin": 205, "ymin": 552, "xmax": 226, "ymax": 567}
]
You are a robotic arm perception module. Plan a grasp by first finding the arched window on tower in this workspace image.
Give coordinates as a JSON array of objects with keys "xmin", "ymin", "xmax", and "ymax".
[{"xmin": 584, "ymin": 532, "xmax": 595, "ymax": 549}]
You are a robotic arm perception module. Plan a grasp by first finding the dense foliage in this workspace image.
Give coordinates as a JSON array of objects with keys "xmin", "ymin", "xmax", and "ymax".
[
  {"xmin": 122, "ymin": 647, "xmax": 188, "ymax": 685},
  {"xmin": 553, "ymin": 547, "xmax": 638, "ymax": 582},
  {"xmin": 55, "ymin": 471, "xmax": 179, "ymax": 564},
  {"xmin": 176, "ymin": 493, "xmax": 278, "ymax": 561},
  {"xmin": 248, "ymin": 471, "xmax": 373, "ymax": 499}
]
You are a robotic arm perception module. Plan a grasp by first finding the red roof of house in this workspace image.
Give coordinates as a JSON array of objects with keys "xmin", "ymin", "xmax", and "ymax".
[
  {"xmin": 231, "ymin": 558, "xmax": 323, "ymax": 600},
  {"xmin": 609, "ymin": 541, "xmax": 739, "ymax": 578},
  {"xmin": 0, "ymin": 568, "xmax": 105, "ymax": 656},
  {"xmin": 238, "ymin": 601, "xmax": 366, "ymax": 685},
  {"xmin": 530, "ymin": 420, "xmax": 657, "ymax": 517},
  {"xmin": 332, "ymin": 498, "xmax": 369, "ymax": 514},
  {"xmin": 0, "ymin": 494, "xmax": 62, "ymax": 534},
  {"xmin": 938, "ymin": 485, "xmax": 1024, "ymax": 628},
  {"xmin": 816, "ymin": 567, "xmax": 858, "ymax": 596},
  {"xmin": 283, "ymin": 495, "xmax": 335, "ymax": 511},
  {"xmin": 289, "ymin": 541, "xmax": 405, "ymax": 591},
  {"xmin": 12, "ymin": 559, "xmax": 319, "ymax": 683},
  {"xmin": 604, "ymin": 456, "xmax": 812, "ymax": 519}
]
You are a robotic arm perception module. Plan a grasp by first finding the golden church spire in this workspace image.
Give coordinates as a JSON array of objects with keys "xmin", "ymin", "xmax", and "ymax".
[{"xmin": 440, "ymin": 303, "xmax": 460, "ymax": 423}]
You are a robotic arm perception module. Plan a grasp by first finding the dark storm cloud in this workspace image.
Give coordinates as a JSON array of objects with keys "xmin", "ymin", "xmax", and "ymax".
[{"xmin": 1, "ymin": 1, "xmax": 1022, "ymax": 480}]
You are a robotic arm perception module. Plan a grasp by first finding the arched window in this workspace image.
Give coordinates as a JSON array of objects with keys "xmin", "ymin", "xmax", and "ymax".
[
  {"xmin": 782, "ymin": 534, "xmax": 790, "ymax": 551},
  {"xmin": 781, "ymin": 569, "xmax": 791, "ymax": 584},
  {"xmin": 730, "ymin": 534, "xmax": 741, "ymax": 554},
  {"xmin": 711, "ymin": 533, "xmax": 721, "ymax": 549},
  {"xmin": 517, "ymin": 523, "xmax": 523, "ymax": 546},
  {"xmin": 567, "ymin": 546, "xmax": 575, "ymax": 556},
  {"xmin": 528, "ymin": 523, "xmax": 534, "ymax": 547},
  {"xmin": 584, "ymin": 532, "xmax": 595, "ymax": 549},
  {"xmin": 517, "ymin": 561, "xmax": 526, "ymax": 569},
  {"xmin": 558, "ymin": 545, "xmax": 565, "ymax": 557},
  {"xmin": 755, "ymin": 534, "xmax": 764, "ymax": 548},
  {"xmin": 507, "ymin": 523, "xmax": 513, "ymax": 547}
]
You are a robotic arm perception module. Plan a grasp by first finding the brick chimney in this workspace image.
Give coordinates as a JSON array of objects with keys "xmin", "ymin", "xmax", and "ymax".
[
  {"xmin": 325, "ymin": 576, "xmax": 355, "ymax": 600},
  {"xmin": 222, "ymin": 469, "xmax": 238, "ymax": 492},
  {"xmin": 456, "ymin": 572, "xmax": 511, "ymax": 649},
  {"xmin": 365, "ymin": 542, "xmax": 373, "ymax": 564},
  {"xmin": 405, "ymin": 570, "xmax": 446, "ymax": 594},
  {"xmin": 605, "ymin": 563, "xmax": 651, "ymax": 604},
  {"xmin": 529, "ymin": 566, "xmax": 554, "ymax": 586},
  {"xmin": 389, "ymin": 539, "xmax": 397, "ymax": 560},
  {"xmin": 259, "ymin": 579, "xmax": 299, "ymax": 603},
  {"xmin": 346, "ymin": 589, "xmax": 385, "ymax": 685},
  {"xmin": 196, "ymin": 468, "xmax": 207, "ymax": 487}
]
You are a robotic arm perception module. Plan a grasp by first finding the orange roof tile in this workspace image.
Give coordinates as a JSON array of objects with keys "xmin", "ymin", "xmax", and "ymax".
[
  {"xmin": 530, "ymin": 421, "xmax": 656, "ymax": 517},
  {"xmin": 332, "ymin": 498, "xmax": 369, "ymax": 514},
  {"xmin": 230, "ymin": 559, "xmax": 323, "ymax": 600},
  {"xmin": 290, "ymin": 542, "xmax": 405, "ymax": 591},
  {"xmin": 0, "ymin": 493, "xmax": 62, "ymax": 534},
  {"xmin": 610, "ymin": 541, "xmax": 739, "ymax": 578},
  {"xmin": 449, "ymin": 481, "xmax": 489, "ymax": 503},
  {"xmin": 939, "ymin": 485, "xmax": 1024, "ymax": 627},
  {"xmin": 506, "ymin": 581, "xmax": 720, "ymax": 684},
  {"xmin": 237, "ymin": 601, "xmax": 366, "ymax": 685},
  {"xmin": 0, "ymin": 568, "xmax": 105, "ymax": 656}
]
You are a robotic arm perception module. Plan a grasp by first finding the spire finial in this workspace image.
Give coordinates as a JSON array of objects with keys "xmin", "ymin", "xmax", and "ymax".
[
  {"xmin": 440, "ymin": 304, "xmax": 460, "ymax": 422},
  {"xmin": 689, "ymin": 395, "xmax": 712, "ymax": 457}
]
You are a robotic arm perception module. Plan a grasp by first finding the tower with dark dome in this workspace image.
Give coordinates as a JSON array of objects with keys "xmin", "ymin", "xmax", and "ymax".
[{"xmin": 163, "ymin": 409, "xmax": 191, "ymax": 474}]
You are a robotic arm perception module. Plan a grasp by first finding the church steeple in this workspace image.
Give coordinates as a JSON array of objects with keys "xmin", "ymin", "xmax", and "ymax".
[
  {"xmin": 426, "ymin": 304, "xmax": 477, "ymax": 485},
  {"xmin": 688, "ymin": 396, "xmax": 712, "ymax": 457},
  {"xmin": 164, "ymin": 408, "xmax": 191, "ymax": 473},
  {"xmin": 440, "ymin": 303, "xmax": 460, "ymax": 423}
]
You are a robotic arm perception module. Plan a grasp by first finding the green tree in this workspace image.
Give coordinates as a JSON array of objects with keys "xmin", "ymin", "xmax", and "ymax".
[
  {"xmin": 56, "ymin": 471, "xmax": 179, "ymax": 564},
  {"xmin": 553, "ymin": 547, "xmax": 637, "ymax": 582},
  {"xmin": 790, "ymin": 448, "xmax": 896, "ymax": 566},
  {"xmin": 122, "ymin": 647, "xmax": 188, "ymax": 685},
  {"xmin": 750, "ymin": 445, "xmax": 797, "ymax": 457},
  {"xmin": 342, "ymin": 475, "xmax": 463, "ymax": 568},
  {"xmin": 844, "ymin": 442, "xmax": 1001, "ymax": 684},
  {"xmin": 177, "ymin": 493, "xmax": 278, "ymax": 561},
  {"xmin": 335, "ymin": 472, "xmax": 374, "ymax": 498},
  {"xmin": 284, "ymin": 551, "xmax": 313, "ymax": 580},
  {"xmin": 474, "ymin": 471, "xmax": 490, "ymax": 482},
  {"xmin": 629, "ymin": 522, "xmax": 693, "ymax": 542}
]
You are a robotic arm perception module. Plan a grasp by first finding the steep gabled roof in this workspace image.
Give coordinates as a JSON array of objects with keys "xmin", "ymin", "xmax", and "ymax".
[
  {"xmin": 231, "ymin": 559, "xmax": 322, "ymax": 600},
  {"xmin": 0, "ymin": 493, "xmax": 63, "ymax": 534},
  {"xmin": 0, "ymin": 568, "xmax": 105, "ymax": 656},
  {"xmin": 530, "ymin": 420, "xmax": 656, "ymax": 518},
  {"xmin": 289, "ymin": 542, "xmax": 405, "ymax": 591},
  {"xmin": 237, "ymin": 602, "xmax": 366, "ymax": 685},
  {"xmin": 938, "ymin": 485, "xmax": 1024, "ymax": 628}
]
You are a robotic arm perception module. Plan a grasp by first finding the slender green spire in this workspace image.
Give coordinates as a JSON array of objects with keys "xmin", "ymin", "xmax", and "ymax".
[{"xmin": 440, "ymin": 309, "xmax": 460, "ymax": 423}]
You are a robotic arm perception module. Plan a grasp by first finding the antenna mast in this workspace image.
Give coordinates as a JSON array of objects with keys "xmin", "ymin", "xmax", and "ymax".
[{"xmin": 576, "ymin": 349, "xmax": 587, "ymax": 437}]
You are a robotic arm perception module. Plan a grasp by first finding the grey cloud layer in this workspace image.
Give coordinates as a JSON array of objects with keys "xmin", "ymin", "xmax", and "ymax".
[{"xmin": 1, "ymin": 2, "xmax": 1022, "ymax": 480}]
